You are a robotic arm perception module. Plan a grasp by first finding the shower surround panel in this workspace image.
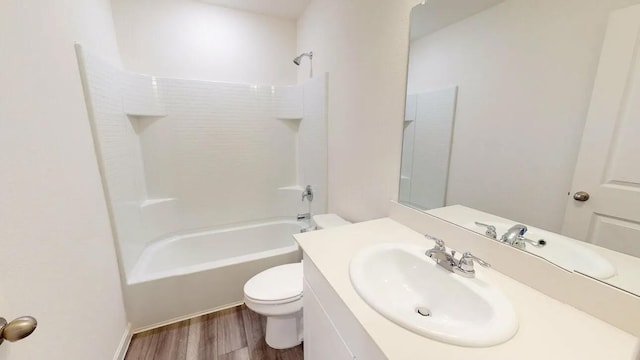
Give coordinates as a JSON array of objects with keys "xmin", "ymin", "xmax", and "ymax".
[{"xmin": 147, "ymin": 79, "xmax": 297, "ymax": 232}]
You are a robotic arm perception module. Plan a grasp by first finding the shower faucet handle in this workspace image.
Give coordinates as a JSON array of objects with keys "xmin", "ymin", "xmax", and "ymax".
[{"xmin": 301, "ymin": 185, "xmax": 314, "ymax": 202}]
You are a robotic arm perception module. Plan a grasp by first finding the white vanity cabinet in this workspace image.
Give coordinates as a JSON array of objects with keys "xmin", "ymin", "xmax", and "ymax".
[
  {"xmin": 303, "ymin": 280, "xmax": 355, "ymax": 360},
  {"xmin": 302, "ymin": 254, "xmax": 388, "ymax": 360}
]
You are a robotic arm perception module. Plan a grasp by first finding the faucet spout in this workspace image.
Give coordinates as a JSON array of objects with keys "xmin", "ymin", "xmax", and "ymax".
[
  {"xmin": 424, "ymin": 236, "xmax": 457, "ymax": 272},
  {"xmin": 424, "ymin": 235, "xmax": 489, "ymax": 278},
  {"xmin": 500, "ymin": 224, "xmax": 528, "ymax": 249}
]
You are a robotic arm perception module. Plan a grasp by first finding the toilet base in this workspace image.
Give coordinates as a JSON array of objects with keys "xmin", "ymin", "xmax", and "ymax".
[{"xmin": 265, "ymin": 311, "xmax": 303, "ymax": 349}]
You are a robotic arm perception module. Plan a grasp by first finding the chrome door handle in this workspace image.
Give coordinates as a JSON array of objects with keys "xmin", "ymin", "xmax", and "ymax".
[
  {"xmin": 0, "ymin": 316, "xmax": 37, "ymax": 345},
  {"xmin": 573, "ymin": 191, "xmax": 590, "ymax": 202}
]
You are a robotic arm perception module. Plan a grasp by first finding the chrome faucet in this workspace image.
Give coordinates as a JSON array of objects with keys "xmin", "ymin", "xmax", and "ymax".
[
  {"xmin": 302, "ymin": 185, "xmax": 314, "ymax": 202},
  {"xmin": 424, "ymin": 237, "xmax": 454, "ymax": 269},
  {"xmin": 296, "ymin": 212, "xmax": 314, "ymax": 233},
  {"xmin": 424, "ymin": 236, "xmax": 490, "ymax": 278},
  {"xmin": 498, "ymin": 224, "xmax": 546, "ymax": 249},
  {"xmin": 500, "ymin": 224, "xmax": 528, "ymax": 249},
  {"xmin": 298, "ymin": 185, "xmax": 314, "ymax": 233},
  {"xmin": 475, "ymin": 221, "xmax": 547, "ymax": 249}
]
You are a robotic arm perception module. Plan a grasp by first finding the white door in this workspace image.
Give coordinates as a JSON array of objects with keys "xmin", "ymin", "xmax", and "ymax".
[{"xmin": 562, "ymin": 4, "xmax": 640, "ymax": 258}]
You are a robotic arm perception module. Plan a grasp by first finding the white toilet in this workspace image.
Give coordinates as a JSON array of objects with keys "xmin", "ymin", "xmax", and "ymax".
[{"xmin": 243, "ymin": 214, "xmax": 350, "ymax": 349}]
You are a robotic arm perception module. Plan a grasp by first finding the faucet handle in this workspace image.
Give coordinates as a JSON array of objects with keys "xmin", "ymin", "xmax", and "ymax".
[
  {"xmin": 425, "ymin": 234, "xmax": 445, "ymax": 249},
  {"xmin": 301, "ymin": 185, "xmax": 314, "ymax": 202},
  {"xmin": 452, "ymin": 252, "xmax": 490, "ymax": 278},
  {"xmin": 460, "ymin": 252, "xmax": 491, "ymax": 269},
  {"xmin": 474, "ymin": 222, "xmax": 497, "ymax": 239}
]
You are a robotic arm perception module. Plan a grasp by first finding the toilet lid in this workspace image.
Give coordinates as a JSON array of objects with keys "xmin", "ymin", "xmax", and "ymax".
[
  {"xmin": 313, "ymin": 214, "xmax": 351, "ymax": 229},
  {"xmin": 244, "ymin": 263, "xmax": 303, "ymax": 303}
]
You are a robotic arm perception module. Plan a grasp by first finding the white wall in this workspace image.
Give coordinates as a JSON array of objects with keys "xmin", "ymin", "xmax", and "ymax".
[
  {"xmin": 111, "ymin": 0, "xmax": 298, "ymax": 85},
  {"xmin": 296, "ymin": 0, "xmax": 421, "ymax": 222},
  {"xmin": 0, "ymin": 1, "xmax": 128, "ymax": 359},
  {"xmin": 407, "ymin": 0, "xmax": 640, "ymax": 232}
]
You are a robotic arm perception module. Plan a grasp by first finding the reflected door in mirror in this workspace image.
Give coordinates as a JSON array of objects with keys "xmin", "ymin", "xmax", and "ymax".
[{"xmin": 563, "ymin": 5, "xmax": 640, "ymax": 258}]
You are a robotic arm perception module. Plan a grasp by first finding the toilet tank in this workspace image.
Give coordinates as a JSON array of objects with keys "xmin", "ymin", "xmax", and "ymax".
[{"xmin": 312, "ymin": 214, "xmax": 351, "ymax": 229}]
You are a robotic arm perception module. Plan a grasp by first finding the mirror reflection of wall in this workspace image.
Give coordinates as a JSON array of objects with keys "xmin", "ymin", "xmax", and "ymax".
[
  {"xmin": 402, "ymin": 0, "xmax": 640, "ymax": 296},
  {"xmin": 406, "ymin": 0, "xmax": 610, "ymax": 232},
  {"xmin": 399, "ymin": 87, "xmax": 457, "ymax": 210}
]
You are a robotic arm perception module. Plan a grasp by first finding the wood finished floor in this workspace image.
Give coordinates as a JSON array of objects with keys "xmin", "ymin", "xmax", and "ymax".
[{"xmin": 124, "ymin": 305, "xmax": 303, "ymax": 360}]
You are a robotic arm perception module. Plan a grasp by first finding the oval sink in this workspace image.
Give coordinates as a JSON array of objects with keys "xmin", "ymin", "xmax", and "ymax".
[
  {"xmin": 350, "ymin": 243, "xmax": 518, "ymax": 347},
  {"xmin": 467, "ymin": 222, "xmax": 616, "ymax": 279}
]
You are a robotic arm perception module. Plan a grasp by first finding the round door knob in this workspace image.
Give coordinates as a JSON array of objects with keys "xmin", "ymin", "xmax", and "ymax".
[
  {"xmin": 573, "ymin": 191, "xmax": 590, "ymax": 202},
  {"xmin": 0, "ymin": 316, "xmax": 37, "ymax": 344}
]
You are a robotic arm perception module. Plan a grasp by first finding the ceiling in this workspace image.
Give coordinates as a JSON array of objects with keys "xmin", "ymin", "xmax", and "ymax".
[
  {"xmin": 199, "ymin": 0, "xmax": 311, "ymax": 19},
  {"xmin": 410, "ymin": 0, "xmax": 506, "ymax": 40}
]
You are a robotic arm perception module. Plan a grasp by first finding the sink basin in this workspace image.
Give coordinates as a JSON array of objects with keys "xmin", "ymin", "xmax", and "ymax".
[
  {"xmin": 350, "ymin": 243, "xmax": 518, "ymax": 347},
  {"xmin": 467, "ymin": 222, "xmax": 616, "ymax": 279}
]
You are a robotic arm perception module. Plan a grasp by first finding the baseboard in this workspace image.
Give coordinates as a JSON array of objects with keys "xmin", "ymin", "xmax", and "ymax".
[
  {"xmin": 131, "ymin": 300, "xmax": 245, "ymax": 334},
  {"xmin": 113, "ymin": 324, "xmax": 133, "ymax": 360}
]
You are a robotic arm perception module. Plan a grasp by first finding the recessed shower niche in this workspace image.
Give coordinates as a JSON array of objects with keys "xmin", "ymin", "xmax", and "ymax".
[{"xmin": 76, "ymin": 44, "xmax": 327, "ymax": 327}]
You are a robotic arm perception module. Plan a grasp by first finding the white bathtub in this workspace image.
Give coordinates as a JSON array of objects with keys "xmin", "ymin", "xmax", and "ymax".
[{"xmin": 125, "ymin": 219, "xmax": 303, "ymax": 329}]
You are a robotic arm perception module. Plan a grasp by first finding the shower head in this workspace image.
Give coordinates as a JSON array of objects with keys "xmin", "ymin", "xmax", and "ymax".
[{"xmin": 293, "ymin": 52, "xmax": 313, "ymax": 66}]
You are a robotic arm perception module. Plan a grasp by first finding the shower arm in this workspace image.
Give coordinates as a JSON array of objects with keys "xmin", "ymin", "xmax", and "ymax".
[{"xmin": 293, "ymin": 52, "xmax": 314, "ymax": 78}]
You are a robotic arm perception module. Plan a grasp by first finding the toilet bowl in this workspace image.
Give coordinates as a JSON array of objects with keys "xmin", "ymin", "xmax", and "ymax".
[
  {"xmin": 244, "ymin": 262, "xmax": 303, "ymax": 349},
  {"xmin": 243, "ymin": 213, "xmax": 350, "ymax": 349}
]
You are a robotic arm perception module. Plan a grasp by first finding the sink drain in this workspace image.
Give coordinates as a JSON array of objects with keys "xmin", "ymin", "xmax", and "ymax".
[{"xmin": 415, "ymin": 306, "xmax": 432, "ymax": 317}]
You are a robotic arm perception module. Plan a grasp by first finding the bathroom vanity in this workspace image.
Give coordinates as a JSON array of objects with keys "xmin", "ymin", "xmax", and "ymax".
[{"xmin": 294, "ymin": 204, "xmax": 639, "ymax": 360}]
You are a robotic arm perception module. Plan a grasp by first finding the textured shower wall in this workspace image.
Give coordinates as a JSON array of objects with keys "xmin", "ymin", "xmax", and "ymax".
[
  {"xmin": 79, "ymin": 49, "xmax": 149, "ymax": 274},
  {"xmin": 142, "ymin": 79, "xmax": 298, "ymax": 232},
  {"xmin": 78, "ymin": 48, "xmax": 327, "ymax": 278}
]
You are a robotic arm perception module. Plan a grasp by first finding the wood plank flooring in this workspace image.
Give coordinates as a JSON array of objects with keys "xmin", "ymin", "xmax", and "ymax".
[{"xmin": 124, "ymin": 305, "xmax": 303, "ymax": 360}]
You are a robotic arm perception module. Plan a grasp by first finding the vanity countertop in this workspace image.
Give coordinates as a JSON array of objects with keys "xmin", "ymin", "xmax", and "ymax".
[{"xmin": 295, "ymin": 218, "xmax": 638, "ymax": 360}]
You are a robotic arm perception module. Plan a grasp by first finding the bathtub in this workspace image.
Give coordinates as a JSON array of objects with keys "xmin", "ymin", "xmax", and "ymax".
[{"xmin": 125, "ymin": 219, "xmax": 303, "ymax": 329}]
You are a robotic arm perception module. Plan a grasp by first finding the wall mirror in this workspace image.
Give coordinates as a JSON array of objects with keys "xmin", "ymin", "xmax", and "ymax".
[{"xmin": 402, "ymin": 0, "xmax": 640, "ymax": 296}]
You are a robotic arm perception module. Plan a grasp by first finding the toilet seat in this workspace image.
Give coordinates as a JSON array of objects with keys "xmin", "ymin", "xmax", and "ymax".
[
  {"xmin": 244, "ymin": 263, "xmax": 302, "ymax": 305},
  {"xmin": 245, "ymin": 293, "xmax": 302, "ymax": 305}
]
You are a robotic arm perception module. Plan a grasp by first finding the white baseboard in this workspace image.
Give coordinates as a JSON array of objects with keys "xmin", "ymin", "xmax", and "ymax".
[
  {"xmin": 132, "ymin": 300, "xmax": 244, "ymax": 334},
  {"xmin": 113, "ymin": 324, "xmax": 133, "ymax": 360}
]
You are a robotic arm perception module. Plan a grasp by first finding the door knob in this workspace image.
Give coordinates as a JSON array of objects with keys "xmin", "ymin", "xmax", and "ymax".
[
  {"xmin": 573, "ymin": 191, "xmax": 590, "ymax": 202},
  {"xmin": 0, "ymin": 316, "xmax": 37, "ymax": 345}
]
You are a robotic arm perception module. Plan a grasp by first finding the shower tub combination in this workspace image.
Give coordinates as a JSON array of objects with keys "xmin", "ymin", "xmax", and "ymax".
[
  {"xmin": 125, "ymin": 219, "xmax": 303, "ymax": 329},
  {"xmin": 76, "ymin": 46, "xmax": 329, "ymax": 330}
]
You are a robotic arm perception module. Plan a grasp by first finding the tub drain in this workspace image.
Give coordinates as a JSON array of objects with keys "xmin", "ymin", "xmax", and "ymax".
[{"xmin": 416, "ymin": 306, "xmax": 432, "ymax": 317}]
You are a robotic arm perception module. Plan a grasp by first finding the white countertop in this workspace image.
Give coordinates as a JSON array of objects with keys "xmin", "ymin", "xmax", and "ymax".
[{"xmin": 295, "ymin": 218, "xmax": 638, "ymax": 360}]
